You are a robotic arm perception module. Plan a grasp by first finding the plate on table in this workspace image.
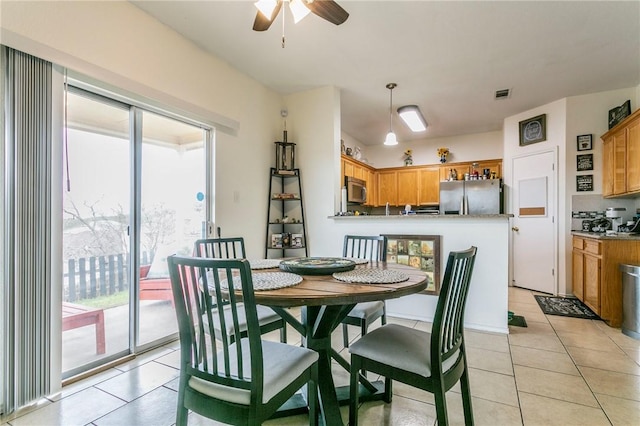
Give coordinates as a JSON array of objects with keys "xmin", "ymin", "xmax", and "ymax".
[{"xmin": 279, "ymin": 257, "xmax": 356, "ymax": 275}]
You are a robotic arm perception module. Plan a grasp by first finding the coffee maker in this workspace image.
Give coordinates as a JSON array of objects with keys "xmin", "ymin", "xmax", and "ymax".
[{"xmin": 605, "ymin": 207, "xmax": 626, "ymax": 231}]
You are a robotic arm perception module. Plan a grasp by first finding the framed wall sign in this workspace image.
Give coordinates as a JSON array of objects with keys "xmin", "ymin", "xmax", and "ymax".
[
  {"xmin": 576, "ymin": 134, "xmax": 592, "ymax": 151},
  {"xmin": 519, "ymin": 114, "xmax": 547, "ymax": 146},
  {"xmin": 608, "ymin": 100, "xmax": 631, "ymax": 129},
  {"xmin": 576, "ymin": 154, "xmax": 593, "ymax": 171},
  {"xmin": 382, "ymin": 234, "xmax": 441, "ymax": 295},
  {"xmin": 576, "ymin": 175, "xmax": 593, "ymax": 192}
]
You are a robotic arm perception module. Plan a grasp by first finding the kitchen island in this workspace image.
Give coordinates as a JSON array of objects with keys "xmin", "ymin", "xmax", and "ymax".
[{"xmin": 330, "ymin": 214, "xmax": 513, "ymax": 333}]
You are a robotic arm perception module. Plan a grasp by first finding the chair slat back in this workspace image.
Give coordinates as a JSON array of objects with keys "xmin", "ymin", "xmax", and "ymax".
[
  {"xmin": 431, "ymin": 247, "xmax": 477, "ymax": 369},
  {"xmin": 194, "ymin": 237, "xmax": 246, "ymax": 260},
  {"xmin": 168, "ymin": 255, "xmax": 263, "ymax": 397},
  {"xmin": 343, "ymin": 235, "xmax": 387, "ymax": 261}
]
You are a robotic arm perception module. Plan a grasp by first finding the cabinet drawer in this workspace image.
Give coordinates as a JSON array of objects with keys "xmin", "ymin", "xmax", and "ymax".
[
  {"xmin": 584, "ymin": 239, "xmax": 601, "ymax": 255},
  {"xmin": 572, "ymin": 237, "xmax": 584, "ymax": 250}
]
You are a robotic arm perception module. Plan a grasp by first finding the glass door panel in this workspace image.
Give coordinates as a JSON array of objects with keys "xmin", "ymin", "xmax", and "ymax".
[
  {"xmin": 138, "ymin": 111, "xmax": 206, "ymax": 346},
  {"xmin": 62, "ymin": 91, "xmax": 131, "ymax": 377}
]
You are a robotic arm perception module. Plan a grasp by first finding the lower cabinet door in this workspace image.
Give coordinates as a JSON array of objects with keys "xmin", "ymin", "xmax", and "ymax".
[
  {"xmin": 583, "ymin": 254, "xmax": 601, "ymax": 314},
  {"xmin": 572, "ymin": 251, "xmax": 584, "ymax": 301}
]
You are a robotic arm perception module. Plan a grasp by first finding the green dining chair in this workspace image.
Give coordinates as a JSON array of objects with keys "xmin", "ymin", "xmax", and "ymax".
[
  {"xmin": 167, "ymin": 255, "xmax": 319, "ymax": 426},
  {"xmin": 194, "ymin": 237, "xmax": 287, "ymax": 343},
  {"xmin": 341, "ymin": 235, "xmax": 387, "ymax": 347},
  {"xmin": 348, "ymin": 246, "xmax": 478, "ymax": 426}
]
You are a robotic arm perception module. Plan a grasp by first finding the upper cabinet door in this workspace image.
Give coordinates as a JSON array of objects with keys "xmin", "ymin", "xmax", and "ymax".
[
  {"xmin": 602, "ymin": 136, "xmax": 614, "ymax": 196},
  {"xmin": 418, "ymin": 168, "xmax": 440, "ymax": 205},
  {"xmin": 613, "ymin": 128, "xmax": 627, "ymax": 195},
  {"xmin": 626, "ymin": 116, "xmax": 640, "ymax": 192},
  {"xmin": 397, "ymin": 170, "xmax": 419, "ymax": 206},
  {"xmin": 377, "ymin": 171, "xmax": 398, "ymax": 206}
]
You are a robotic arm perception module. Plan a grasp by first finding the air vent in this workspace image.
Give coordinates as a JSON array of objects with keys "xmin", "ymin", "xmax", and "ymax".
[{"xmin": 495, "ymin": 89, "xmax": 511, "ymax": 100}]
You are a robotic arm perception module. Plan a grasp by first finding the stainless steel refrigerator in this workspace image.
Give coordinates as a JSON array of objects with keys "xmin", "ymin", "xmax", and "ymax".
[{"xmin": 439, "ymin": 179, "xmax": 503, "ymax": 215}]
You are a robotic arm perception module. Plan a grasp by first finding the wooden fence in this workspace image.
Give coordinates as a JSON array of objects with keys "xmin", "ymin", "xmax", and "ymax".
[{"xmin": 64, "ymin": 251, "xmax": 153, "ymax": 302}]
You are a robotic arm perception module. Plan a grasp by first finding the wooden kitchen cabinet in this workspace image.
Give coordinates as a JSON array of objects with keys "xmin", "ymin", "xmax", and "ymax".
[
  {"xmin": 397, "ymin": 170, "xmax": 419, "ymax": 206},
  {"xmin": 342, "ymin": 155, "xmax": 376, "ymax": 206},
  {"xmin": 572, "ymin": 235, "xmax": 640, "ymax": 327},
  {"xmin": 418, "ymin": 167, "xmax": 440, "ymax": 205},
  {"xmin": 377, "ymin": 170, "xmax": 398, "ymax": 206},
  {"xmin": 601, "ymin": 107, "xmax": 640, "ymax": 197}
]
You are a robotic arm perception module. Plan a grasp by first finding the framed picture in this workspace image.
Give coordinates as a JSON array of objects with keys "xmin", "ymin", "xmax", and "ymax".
[
  {"xmin": 608, "ymin": 100, "xmax": 631, "ymax": 129},
  {"xmin": 576, "ymin": 154, "xmax": 593, "ymax": 171},
  {"xmin": 519, "ymin": 114, "xmax": 547, "ymax": 146},
  {"xmin": 577, "ymin": 134, "xmax": 592, "ymax": 151},
  {"xmin": 382, "ymin": 234, "xmax": 441, "ymax": 295},
  {"xmin": 576, "ymin": 175, "xmax": 593, "ymax": 192}
]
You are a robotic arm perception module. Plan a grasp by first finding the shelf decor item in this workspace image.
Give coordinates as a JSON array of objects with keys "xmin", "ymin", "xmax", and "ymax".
[
  {"xmin": 437, "ymin": 147, "xmax": 449, "ymax": 163},
  {"xmin": 275, "ymin": 131, "xmax": 296, "ymax": 175},
  {"xmin": 576, "ymin": 134, "xmax": 592, "ymax": 151},
  {"xmin": 608, "ymin": 100, "xmax": 631, "ymax": 129},
  {"xmin": 519, "ymin": 114, "xmax": 546, "ymax": 146}
]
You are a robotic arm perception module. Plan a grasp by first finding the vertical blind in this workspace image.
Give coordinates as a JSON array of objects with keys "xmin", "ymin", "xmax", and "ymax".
[{"xmin": 1, "ymin": 46, "xmax": 53, "ymax": 415}]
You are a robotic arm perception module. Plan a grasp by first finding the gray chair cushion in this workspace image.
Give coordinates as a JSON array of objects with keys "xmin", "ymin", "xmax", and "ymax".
[
  {"xmin": 349, "ymin": 323, "xmax": 459, "ymax": 377},
  {"xmin": 347, "ymin": 301, "xmax": 384, "ymax": 319},
  {"xmin": 189, "ymin": 339, "xmax": 318, "ymax": 404}
]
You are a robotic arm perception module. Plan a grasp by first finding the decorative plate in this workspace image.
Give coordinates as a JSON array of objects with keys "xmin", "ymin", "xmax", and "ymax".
[
  {"xmin": 279, "ymin": 257, "xmax": 356, "ymax": 275},
  {"xmin": 220, "ymin": 271, "xmax": 302, "ymax": 291},
  {"xmin": 249, "ymin": 259, "xmax": 282, "ymax": 270},
  {"xmin": 332, "ymin": 268, "xmax": 409, "ymax": 284}
]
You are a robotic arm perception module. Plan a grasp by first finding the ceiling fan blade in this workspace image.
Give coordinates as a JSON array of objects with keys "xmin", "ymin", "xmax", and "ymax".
[
  {"xmin": 253, "ymin": 1, "xmax": 283, "ymax": 31},
  {"xmin": 306, "ymin": 0, "xmax": 349, "ymax": 25}
]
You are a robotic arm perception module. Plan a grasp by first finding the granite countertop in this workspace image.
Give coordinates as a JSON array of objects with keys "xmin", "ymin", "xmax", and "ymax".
[
  {"xmin": 331, "ymin": 214, "xmax": 513, "ymax": 220},
  {"xmin": 571, "ymin": 231, "xmax": 640, "ymax": 241}
]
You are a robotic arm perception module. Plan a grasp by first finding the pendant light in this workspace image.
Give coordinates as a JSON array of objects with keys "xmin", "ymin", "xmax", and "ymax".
[{"xmin": 384, "ymin": 83, "xmax": 398, "ymax": 146}]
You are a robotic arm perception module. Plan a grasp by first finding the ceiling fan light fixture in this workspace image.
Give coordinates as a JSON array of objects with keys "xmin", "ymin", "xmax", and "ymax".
[
  {"xmin": 255, "ymin": 0, "xmax": 278, "ymax": 20},
  {"xmin": 384, "ymin": 83, "xmax": 398, "ymax": 146},
  {"xmin": 397, "ymin": 105, "xmax": 427, "ymax": 132},
  {"xmin": 290, "ymin": 0, "xmax": 311, "ymax": 23}
]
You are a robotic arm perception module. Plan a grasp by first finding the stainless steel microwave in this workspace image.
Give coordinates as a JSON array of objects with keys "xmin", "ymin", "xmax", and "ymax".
[{"xmin": 346, "ymin": 176, "xmax": 367, "ymax": 204}]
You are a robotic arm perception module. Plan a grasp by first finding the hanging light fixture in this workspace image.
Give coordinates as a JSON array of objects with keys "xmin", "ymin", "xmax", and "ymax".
[
  {"xmin": 384, "ymin": 83, "xmax": 398, "ymax": 146},
  {"xmin": 397, "ymin": 105, "xmax": 428, "ymax": 132}
]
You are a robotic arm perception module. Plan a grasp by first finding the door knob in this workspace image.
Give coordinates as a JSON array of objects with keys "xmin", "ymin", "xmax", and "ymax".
[{"xmin": 512, "ymin": 226, "xmax": 519, "ymax": 232}]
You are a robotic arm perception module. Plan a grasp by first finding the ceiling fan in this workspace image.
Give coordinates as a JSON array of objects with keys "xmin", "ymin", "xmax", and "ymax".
[{"xmin": 253, "ymin": 0, "xmax": 349, "ymax": 32}]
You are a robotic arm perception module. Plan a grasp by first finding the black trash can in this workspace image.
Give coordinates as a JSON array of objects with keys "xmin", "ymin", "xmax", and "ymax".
[{"xmin": 620, "ymin": 264, "xmax": 640, "ymax": 340}]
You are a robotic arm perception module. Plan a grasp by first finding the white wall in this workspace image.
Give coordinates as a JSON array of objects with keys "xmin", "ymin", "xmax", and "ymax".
[
  {"xmin": 0, "ymin": 0, "xmax": 286, "ymax": 258},
  {"xmin": 503, "ymin": 87, "xmax": 640, "ymax": 297},
  {"xmin": 284, "ymin": 86, "xmax": 341, "ymax": 257},
  {"xmin": 354, "ymin": 130, "xmax": 503, "ymax": 169}
]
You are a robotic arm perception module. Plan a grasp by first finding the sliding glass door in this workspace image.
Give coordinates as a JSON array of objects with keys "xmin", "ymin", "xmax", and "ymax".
[
  {"xmin": 62, "ymin": 91, "xmax": 131, "ymax": 375},
  {"xmin": 138, "ymin": 111, "xmax": 207, "ymax": 346},
  {"xmin": 62, "ymin": 87, "xmax": 211, "ymax": 377}
]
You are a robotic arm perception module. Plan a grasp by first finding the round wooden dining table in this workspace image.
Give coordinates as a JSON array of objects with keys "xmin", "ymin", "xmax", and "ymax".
[{"xmin": 251, "ymin": 261, "xmax": 428, "ymax": 426}]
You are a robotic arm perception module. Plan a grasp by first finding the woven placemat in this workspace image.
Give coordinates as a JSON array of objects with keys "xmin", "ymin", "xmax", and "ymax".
[
  {"xmin": 344, "ymin": 257, "xmax": 370, "ymax": 265},
  {"xmin": 332, "ymin": 268, "xmax": 409, "ymax": 284},
  {"xmin": 249, "ymin": 259, "xmax": 282, "ymax": 270},
  {"xmin": 220, "ymin": 271, "xmax": 302, "ymax": 291}
]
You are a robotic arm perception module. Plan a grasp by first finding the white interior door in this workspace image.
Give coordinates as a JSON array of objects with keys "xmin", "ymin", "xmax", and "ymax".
[{"xmin": 511, "ymin": 150, "xmax": 557, "ymax": 294}]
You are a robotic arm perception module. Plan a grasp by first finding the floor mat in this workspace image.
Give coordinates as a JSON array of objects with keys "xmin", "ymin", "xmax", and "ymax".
[
  {"xmin": 534, "ymin": 295, "xmax": 599, "ymax": 319},
  {"xmin": 508, "ymin": 314, "xmax": 528, "ymax": 327}
]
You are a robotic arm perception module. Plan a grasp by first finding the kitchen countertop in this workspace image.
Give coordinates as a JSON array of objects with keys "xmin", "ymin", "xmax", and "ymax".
[
  {"xmin": 571, "ymin": 231, "xmax": 640, "ymax": 240},
  {"xmin": 331, "ymin": 214, "xmax": 513, "ymax": 219}
]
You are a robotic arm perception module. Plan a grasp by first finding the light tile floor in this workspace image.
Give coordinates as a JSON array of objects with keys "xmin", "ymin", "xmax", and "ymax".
[{"xmin": 3, "ymin": 287, "xmax": 640, "ymax": 425}]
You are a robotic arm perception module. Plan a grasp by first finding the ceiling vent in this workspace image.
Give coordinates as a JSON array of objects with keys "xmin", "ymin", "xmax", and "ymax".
[{"xmin": 495, "ymin": 89, "xmax": 511, "ymax": 100}]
